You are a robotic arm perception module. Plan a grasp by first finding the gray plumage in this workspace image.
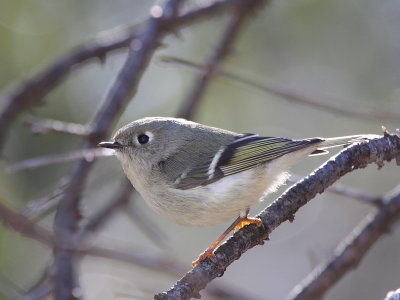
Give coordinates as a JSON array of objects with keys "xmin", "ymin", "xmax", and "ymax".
[{"xmin": 99, "ymin": 117, "xmax": 372, "ymax": 226}]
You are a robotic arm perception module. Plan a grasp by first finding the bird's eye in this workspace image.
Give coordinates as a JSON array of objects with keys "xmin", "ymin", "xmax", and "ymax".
[{"xmin": 137, "ymin": 134, "xmax": 150, "ymax": 144}]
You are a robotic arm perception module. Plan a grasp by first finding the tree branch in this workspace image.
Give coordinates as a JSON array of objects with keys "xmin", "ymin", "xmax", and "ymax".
[
  {"xmin": 18, "ymin": 268, "xmax": 53, "ymax": 300},
  {"xmin": 123, "ymin": 195, "xmax": 169, "ymax": 247},
  {"xmin": 287, "ymin": 184, "xmax": 400, "ymax": 300},
  {"xmin": 7, "ymin": 148, "xmax": 111, "ymax": 172},
  {"xmin": 288, "ymin": 175, "xmax": 381, "ymax": 206},
  {"xmin": 53, "ymin": 1, "xmax": 186, "ymax": 299},
  {"xmin": 177, "ymin": 0, "xmax": 263, "ymax": 119},
  {"xmin": 18, "ymin": 281, "xmax": 53, "ymax": 300},
  {"xmin": 77, "ymin": 179, "xmax": 133, "ymax": 241},
  {"xmin": 2, "ymin": 1, "xmax": 395, "ymax": 299},
  {"xmin": 154, "ymin": 134, "xmax": 400, "ymax": 300},
  {"xmin": 0, "ymin": 23, "xmax": 140, "ymax": 150},
  {"xmin": 0, "ymin": 1, "xmax": 268, "ymax": 298},
  {"xmin": 24, "ymin": 117, "xmax": 88, "ymax": 137},
  {"xmin": 0, "ymin": 201, "xmax": 53, "ymax": 247},
  {"xmin": 0, "ymin": 197, "xmax": 253, "ymax": 300},
  {"xmin": 0, "ymin": 0, "xmax": 269, "ymax": 151},
  {"xmin": 161, "ymin": 56, "xmax": 400, "ymax": 123}
]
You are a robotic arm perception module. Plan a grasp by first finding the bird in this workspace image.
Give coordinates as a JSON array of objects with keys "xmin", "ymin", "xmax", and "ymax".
[{"xmin": 98, "ymin": 116, "xmax": 371, "ymax": 266}]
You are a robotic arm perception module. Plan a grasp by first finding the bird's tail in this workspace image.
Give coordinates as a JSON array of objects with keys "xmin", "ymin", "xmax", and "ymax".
[{"xmin": 310, "ymin": 134, "xmax": 379, "ymax": 155}]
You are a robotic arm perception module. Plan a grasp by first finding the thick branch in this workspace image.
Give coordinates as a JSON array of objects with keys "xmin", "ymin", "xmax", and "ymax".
[
  {"xmin": 154, "ymin": 134, "xmax": 400, "ymax": 300},
  {"xmin": 53, "ymin": 1, "xmax": 185, "ymax": 299}
]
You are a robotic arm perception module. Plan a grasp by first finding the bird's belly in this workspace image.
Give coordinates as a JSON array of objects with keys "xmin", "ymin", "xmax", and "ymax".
[
  {"xmin": 141, "ymin": 164, "xmax": 290, "ymax": 227},
  {"xmin": 118, "ymin": 140, "xmax": 314, "ymax": 227}
]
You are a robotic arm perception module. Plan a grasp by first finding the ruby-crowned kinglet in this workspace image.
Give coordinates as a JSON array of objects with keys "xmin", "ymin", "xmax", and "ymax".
[{"xmin": 99, "ymin": 117, "xmax": 371, "ymax": 265}]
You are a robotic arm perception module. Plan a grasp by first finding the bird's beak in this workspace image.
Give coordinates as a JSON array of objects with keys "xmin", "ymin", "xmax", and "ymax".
[{"xmin": 97, "ymin": 141, "xmax": 123, "ymax": 149}]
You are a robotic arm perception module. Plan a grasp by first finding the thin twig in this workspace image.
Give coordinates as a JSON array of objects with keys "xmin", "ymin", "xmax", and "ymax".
[
  {"xmin": 288, "ymin": 175, "xmax": 381, "ymax": 206},
  {"xmin": 18, "ymin": 268, "xmax": 54, "ymax": 300},
  {"xmin": 123, "ymin": 197, "xmax": 169, "ymax": 248},
  {"xmin": 0, "ymin": 201, "xmax": 183, "ymax": 290},
  {"xmin": 288, "ymin": 185, "xmax": 400, "ymax": 300},
  {"xmin": 154, "ymin": 134, "xmax": 400, "ymax": 300},
  {"xmin": 0, "ymin": 272, "xmax": 25, "ymax": 298},
  {"xmin": 0, "ymin": 201, "xmax": 53, "ymax": 246},
  {"xmin": 324, "ymin": 182, "xmax": 381, "ymax": 206},
  {"xmin": 20, "ymin": 170, "xmax": 120, "ymax": 221},
  {"xmin": 168, "ymin": 0, "xmax": 259, "ymax": 27},
  {"xmin": 177, "ymin": 0, "xmax": 260, "ymax": 119},
  {"xmin": 20, "ymin": 182, "xmax": 67, "ymax": 220},
  {"xmin": 7, "ymin": 148, "xmax": 113, "ymax": 172},
  {"xmin": 84, "ymin": 244, "xmax": 259, "ymax": 300},
  {"xmin": 25, "ymin": 116, "xmax": 88, "ymax": 137},
  {"xmin": 77, "ymin": 179, "xmax": 133, "ymax": 241},
  {"xmin": 161, "ymin": 56, "xmax": 400, "ymax": 123},
  {"xmin": 85, "ymin": 246, "xmax": 185, "ymax": 276},
  {"xmin": 18, "ymin": 281, "xmax": 53, "ymax": 300}
]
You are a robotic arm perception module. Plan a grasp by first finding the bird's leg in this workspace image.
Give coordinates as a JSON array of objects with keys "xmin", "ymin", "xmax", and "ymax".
[
  {"xmin": 192, "ymin": 216, "xmax": 241, "ymax": 267},
  {"xmin": 192, "ymin": 210, "xmax": 262, "ymax": 267}
]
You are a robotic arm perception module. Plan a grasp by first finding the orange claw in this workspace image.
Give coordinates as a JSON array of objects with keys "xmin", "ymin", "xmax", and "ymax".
[
  {"xmin": 192, "ymin": 216, "xmax": 263, "ymax": 267},
  {"xmin": 233, "ymin": 217, "xmax": 262, "ymax": 232}
]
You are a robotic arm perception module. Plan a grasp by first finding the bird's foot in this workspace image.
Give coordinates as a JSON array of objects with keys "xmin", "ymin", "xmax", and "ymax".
[
  {"xmin": 192, "ymin": 248, "xmax": 215, "ymax": 267},
  {"xmin": 233, "ymin": 217, "xmax": 262, "ymax": 232}
]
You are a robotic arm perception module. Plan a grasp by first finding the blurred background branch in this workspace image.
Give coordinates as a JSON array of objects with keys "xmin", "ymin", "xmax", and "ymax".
[
  {"xmin": 24, "ymin": 117, "xmax": 89, "ymax": 137},
  {"xmin": 176, "ymin": 0, "xmax": 261, "ymax": 119},
  {"xmin": 53, "ymin": 0, "xmax": 187, "ymax": 298},
  {"xmin": 0, "ymin": 0, "xmax": 399, "ymax": 299},
  {"xmin": 288, "ymin": 184, "xmax": 400, "ymax": 300},
  {"xmin": 162, "ymin": 56, "xmax": 400, "ymax": 123},
  {"xmin": 0, "ymin": 200, "xmax": 54, "ymax": 247}
]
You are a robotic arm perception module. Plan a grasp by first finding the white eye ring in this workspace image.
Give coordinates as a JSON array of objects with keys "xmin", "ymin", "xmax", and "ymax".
[{"xmin": 135, "ymin": 131, "xmax": 153, "ymax": 145}]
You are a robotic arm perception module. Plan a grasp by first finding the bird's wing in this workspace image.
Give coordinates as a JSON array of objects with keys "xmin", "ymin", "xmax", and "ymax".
[{"xmin": 173, "ymin": 134, "xmax": 323, "ymax": 190}]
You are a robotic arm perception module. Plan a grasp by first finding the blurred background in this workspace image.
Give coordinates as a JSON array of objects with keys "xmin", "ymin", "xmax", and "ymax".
[{"xmin": 1, "ymin": 0, "xmax": 399, "ymax": 299}]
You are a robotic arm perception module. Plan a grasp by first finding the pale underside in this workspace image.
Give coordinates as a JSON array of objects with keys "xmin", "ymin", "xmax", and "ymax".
[{"xmin": 117, "ymin": 147, "xmax": 313, "ymax": 226}]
